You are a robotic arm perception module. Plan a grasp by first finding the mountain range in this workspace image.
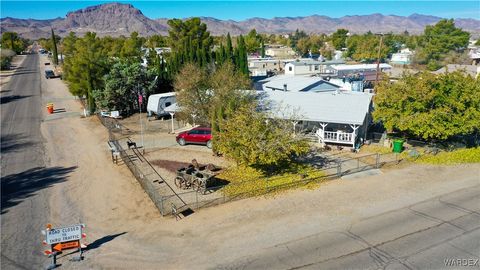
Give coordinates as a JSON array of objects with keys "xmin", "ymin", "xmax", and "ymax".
[{"xmin": 1, "ymin": 2, "xmax": 479, "ymax": 40}]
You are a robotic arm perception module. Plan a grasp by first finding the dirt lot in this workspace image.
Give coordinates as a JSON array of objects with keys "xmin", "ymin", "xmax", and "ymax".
[{"xmin": 34, "ymin": 54, "xmax": 480, "ymax": 269}]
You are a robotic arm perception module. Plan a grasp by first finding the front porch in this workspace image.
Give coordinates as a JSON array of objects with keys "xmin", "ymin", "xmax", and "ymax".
[
  {"xmin": 294, "ymin": 121, "xmax": 362, "ymax": 148},
  {"xmin": 315, "ymin": 123, "xmax": 360, "ymax": 147}
]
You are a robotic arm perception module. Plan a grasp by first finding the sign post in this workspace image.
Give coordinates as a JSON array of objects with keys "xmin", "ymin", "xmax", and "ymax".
[{"xmin": 42, "ymin": 224, "xmax": 86, "ymax": 269}]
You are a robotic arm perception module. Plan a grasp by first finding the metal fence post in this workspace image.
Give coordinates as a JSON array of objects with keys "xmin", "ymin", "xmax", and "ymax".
[{"xmin": 337, "ymin": 162, "xmax": 342, "ymax": 177}]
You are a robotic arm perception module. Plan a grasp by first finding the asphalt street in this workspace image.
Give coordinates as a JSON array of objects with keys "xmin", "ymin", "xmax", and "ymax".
[
  {"xmin": 1, "ymin": 53, "xmax": 55, "ymax": 269},
  {"xmin": 217, "ymin": 185, "xmax": 480, "ymax": 270}
]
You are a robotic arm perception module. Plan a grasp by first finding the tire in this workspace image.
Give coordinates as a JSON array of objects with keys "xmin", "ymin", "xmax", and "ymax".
[
  {"xmin": 178, "ymin": 138, "xmax": 186, "ymax": 146},
  {"xmin": 174, "ymin": 176, "xmax": 185, "ymax": 189},
  {"xmin": 206, "ymin": 140, "xmax": 212, "ymax": 149}
]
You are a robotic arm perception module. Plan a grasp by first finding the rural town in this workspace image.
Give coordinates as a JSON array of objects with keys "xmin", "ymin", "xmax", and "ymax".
[{"xmin": 1, "ymin": 1, "xmax": 479, "ymax": 269}]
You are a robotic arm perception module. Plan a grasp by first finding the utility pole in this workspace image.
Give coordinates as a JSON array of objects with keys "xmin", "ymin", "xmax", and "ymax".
[{"xmin": 375, "ymin": 33, "xmax": 384, "ymax": 88}]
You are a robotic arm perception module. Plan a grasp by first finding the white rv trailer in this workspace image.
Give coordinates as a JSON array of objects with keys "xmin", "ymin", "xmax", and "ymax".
[{"xmin": 147, "ymin": 92, "xmax": 176, "ymax": 117}]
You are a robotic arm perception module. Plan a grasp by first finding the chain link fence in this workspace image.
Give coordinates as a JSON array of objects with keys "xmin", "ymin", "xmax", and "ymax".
[{"xmin": 98, "ymin": 114, "xmax": 404, "ymax": 217}]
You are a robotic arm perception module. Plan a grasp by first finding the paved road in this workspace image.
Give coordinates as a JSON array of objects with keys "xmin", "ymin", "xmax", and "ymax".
[
  {"xmin": 1, "ymin": 53, "xmax": 57, "ymax": 269},
  {"xmin": 217, "ymin": 185, "xmax": 480, "ymax": 269}
]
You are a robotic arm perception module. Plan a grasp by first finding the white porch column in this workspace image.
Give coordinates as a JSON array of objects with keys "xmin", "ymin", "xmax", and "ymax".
[
  {"xmin": 292, "ymin": 121, "xmax": 299, "ymax": 135},
  {"xmin": 316, "ymin": 122, "xmax": 328, "ymax": 144},
  {"xmin": 349, "ymin": 124, "xmax": 359, "ymax": 148}
]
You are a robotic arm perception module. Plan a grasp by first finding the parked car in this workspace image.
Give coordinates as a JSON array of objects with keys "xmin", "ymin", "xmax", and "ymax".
[
  {"xmin": 45, "ymin": 70, "xmax": 55, "ymax": 79},
  {"xmin": 176, "ymin": 127, "xmax": 212, "ymax": 148}
]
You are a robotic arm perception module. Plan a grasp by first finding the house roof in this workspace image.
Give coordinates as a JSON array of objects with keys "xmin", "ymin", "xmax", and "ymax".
[
  {"xmin": 287, "ymin": 59, "xmax": 345, "ymax": 66},
  {"xmin": 259, "ymin": 75, "xmax": 341, "ymax": 92},
  {"xmin": 258, "ymin": 90, "xmax": 373, "ymax": 125},
  {"xmin": 433, "ymin": 64, "xmax": 479, "ymax": 77},
  {"xmin": 333, "ymin": 63, "xmax": 392, "ymax": 71}
]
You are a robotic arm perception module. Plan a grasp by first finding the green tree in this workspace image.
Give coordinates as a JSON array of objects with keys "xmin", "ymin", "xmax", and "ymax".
[
  {"xmin": 331, "ymin": 29, "xmax": 349, "ymax": 50},
  {"xmin": 121, "ymin": 32, "xmax": 143, "ymax": 60},
  {"xmin": 244, "ymin": 29, "xmax": 261, "ymax": 53},
  {"xmin": 373, "ymin": 71, "xmax": 480, "ymax": 140},
  {"xmin": 64, "ymin": 32, "xmax": 108, "ymax": 113},
  {"xmin": 93, "ymin": 59, "xmax": 153, "ymax": 114},
  {"xmin": 289, "ymin": 29, "xmax": 308, "ymax": 50},
  {"xmin": 420, "ymin": 19, "xmax": 470, "ymax": 69},
  {"xmin": 51, "ymin": 28, "xmax": 59, "ymax": 65},
  {"xmin": 1, "ymin": 32, "xmax": 28, "ymax": 54},
  {"xmin": 226, "ymin": 32, "xmax": 233, "ymax": 63},
  {"xmin": 216, "ymin": 102, "xmax": 309, "ymax": 167},
  {"xmin": 235, "ymin": 35, "xmax": 249, "ymax": 75},
  {"xmin": 173, "ymin": 63, "xmax": 211, "ymax": 124}
]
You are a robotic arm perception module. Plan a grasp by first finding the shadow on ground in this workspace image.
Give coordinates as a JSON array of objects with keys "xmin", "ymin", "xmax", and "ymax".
[
  {"xmin": 0, "ymin": 134, "xmax": 36, "ymax": 154},
  {"xmin": 86, "ymin": 232, "xmax": 127, "ymax": 251},
  {"xmin": 0, "ymin": 95, "xmax": 31, "ymax": 105},
  {"xmin": 1, "ymin": 166, "xmax": 77, "ymax": 214}
]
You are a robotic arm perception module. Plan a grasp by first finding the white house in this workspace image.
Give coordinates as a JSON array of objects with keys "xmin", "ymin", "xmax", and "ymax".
[
  {"xmin": 248, "ymin": 58, "xmax": 287, "ymax": 76},
  {"xmin": 391, "ymin": 48, "xmax": 413, "ymax": 65},
  {"xmin": 257, "ymin": 91, "xmax": 373, "ymax": 148},
  {"xmin": 265, "ymin": 46, "xmax": 296, "ymax": 58},
  {"xmin": 284, "ymin": 59, "xmax": 345, "ymax": 76}
]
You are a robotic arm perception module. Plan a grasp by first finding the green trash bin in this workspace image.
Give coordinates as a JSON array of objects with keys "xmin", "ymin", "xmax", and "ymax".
[{"xmin": 392, "ymin": 139, "xmax": 404, "ymax": 153}]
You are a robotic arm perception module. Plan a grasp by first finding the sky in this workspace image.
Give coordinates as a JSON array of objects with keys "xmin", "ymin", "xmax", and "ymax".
[{"xmin": 1, "ymin": 1, "xmax": 479, "ymax": 21}]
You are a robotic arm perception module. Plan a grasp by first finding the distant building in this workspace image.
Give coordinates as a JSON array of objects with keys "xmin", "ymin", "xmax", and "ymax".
[
  {"xmin": 333, "ymin": 63, "xmax": 392, "ymax": 82},
  {"xmin": 284, "ymin": 59, "xmax": 345, "ymax": 76},
  {"xmin": 265, "ymin": 46, "xmax": 296, "ymax": 58},
  {"xmin": 248, "ymin": 58, "xmax": 285, "ymax": 76},
  {"xmin": 257, "ymin": 75, "xmax": 342, "ymax": 92},
  {"xmin": 434, "ymin": 64, "xmax": 480, "ymax": 78}
]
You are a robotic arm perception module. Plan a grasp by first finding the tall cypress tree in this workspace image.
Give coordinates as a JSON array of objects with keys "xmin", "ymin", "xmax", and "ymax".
[
  {"xmin": 226, "ymin": 33, "xmax": 233, "ymax": 63},
  {"xmin": 51, "ymin": 28, "xmax": 58, "ymax": 65},
  {"xmin": 237, "ymin": 35, "xmax": 248, "ymax": 75}
]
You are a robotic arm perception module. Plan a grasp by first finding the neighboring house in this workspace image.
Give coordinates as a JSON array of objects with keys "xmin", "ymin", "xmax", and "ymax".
[
  {"xmin": 284, "ymin": 59, "xmax": 345, "ymax": 76},
  {"xmin": 333, "ymin": 63, "xmax": 392, "ymax": 82},
  {"xmin": 469, "ymin": 49, "xmax": 480, "ymax": 65},
  {"xmin": 390, "ymin": 52, "xmax": 413, "ymax": 65},
  {"xmin": 248, "ymin": 58, "xmax": 286, "ymax": 76},
  {"xmin": 265, "ymin": 46, "xmax": 296, "ymax": 58},
  {"xmin": 257, "ymin": 75, "xmax": 342, "ymax": 92},
  {"xmin": 433, "ymin": 64, "xmax": 480, "ymax": 78},
  {"xmin": 257, "ymin": 90, "xmax": 373, "ymax": 148}
]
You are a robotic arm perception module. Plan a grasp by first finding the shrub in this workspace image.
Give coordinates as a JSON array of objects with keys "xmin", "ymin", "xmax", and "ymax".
[
  {"xmin": 416, "ymin": 147, "xmax": 480, "ymax": 165},
  {"xmin": 218, "ymin": 163, "xmax": 326, "ymax": 197}
]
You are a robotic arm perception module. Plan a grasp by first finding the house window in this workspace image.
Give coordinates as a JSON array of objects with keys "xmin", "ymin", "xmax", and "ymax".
[
  {"xmin": 315, "ymin": 65, "xmax": 319, "ymax": 71},
  {"xmin": 289, "ymin": 66, "xmax": 292, "ymax": 71},
  {"xmin": 263, "ymin": 64, "xmax": 265, "ymax": 68}
]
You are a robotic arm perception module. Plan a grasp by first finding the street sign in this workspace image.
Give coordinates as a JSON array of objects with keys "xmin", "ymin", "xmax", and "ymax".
[
  {"xmin": 53, "ymin": 240, "xmax": 80, "ymax": 252},
  {"xmin": 45, "ymin": 224, "xmax": 83, "ymax": 245}
]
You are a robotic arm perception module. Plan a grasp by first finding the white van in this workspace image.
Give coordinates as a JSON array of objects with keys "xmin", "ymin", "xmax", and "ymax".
[{"xmin": 147, "ymin": 92, "xmax": 176, "ymax": 118}]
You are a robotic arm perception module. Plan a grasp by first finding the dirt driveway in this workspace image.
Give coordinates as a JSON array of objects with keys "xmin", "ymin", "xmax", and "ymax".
[{"xmin": 36, "ymin": 54, "xmax": 480, "ymax": 269}]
